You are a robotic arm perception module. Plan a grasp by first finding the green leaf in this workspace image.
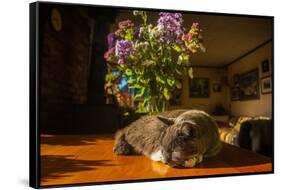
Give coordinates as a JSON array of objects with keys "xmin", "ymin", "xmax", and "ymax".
[
  {"xmin": 135, "ymin": 87, "xmax": 146, "ymax": 98},
  {"xmin": 173, "ymin": 45, "xmax": 182, "ymax": 53},
  {"xmin": 127, "ymin": 78, "xmax": 136, "ymax": 84},
  {"xmin": 128, "ymin": 84, "xmax": 142, "ymax": 89},
  {"xmin": 143, "ymin": 96, "xmax": 151, "ymax": 105},
  {"xmin": 175, "ymin": 68, "xmax": 182, "ymax": 75},
  {"xmin": 163, "ymin": 88, "xmax": 171, "ymax": 100},
  {"xmin": 129, "ymin": 54, "xmax": 136, "ymax": 60},
  {"xmin": 123, "ymin": 112, "xmax": 130, "ymax": 116},
  {"xmin": 156, "ymin": 75, "xmax": 165, "ymax": 84},
  {"xmin": 134, "ymin": 11, "xmax": 147, "ymax": 26},
  {"xmin": 125, "ymin": 69, "xmax": 132, "ymax": 76},
  {"xmin": 175, "ymin": 80, "xmax": 182, "ymax": 89},
  {"xmin": 182, "ymin": 54, "xmax": 190, "ymax": 63},
  {"xmin": 125, "ymin": 29, "xmax": 133, "ymax": 41},
  {"xmin": 140, "ymin": 78, "xmax": 147, "ymax": 84},
  {"xmin": 119, "ymin": 64, "xmax": 126, "ymax": 69},
  {"xmin": 177, "ymin": 55, "xmax": 183, "ymax": 65},
  {"xmin": 105, "ymin": 73, "xmax": 113, "ymax": 81},
  {"xmin": 133, "ymin": 10, "xmax": 140, "ymax": 16},
  {"xmin": 167, "ymin": 78, "xmax": 175, "ymax": 87}
]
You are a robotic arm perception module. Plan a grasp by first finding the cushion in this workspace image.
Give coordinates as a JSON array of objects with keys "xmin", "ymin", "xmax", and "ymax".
[{"xmin": 218, "ymin": 127, "xmax": 239, "ymax": 145}]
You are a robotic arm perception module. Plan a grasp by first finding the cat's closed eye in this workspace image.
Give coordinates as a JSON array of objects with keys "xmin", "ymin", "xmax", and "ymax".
[
  {"xmin": 178, "ymin": 134, "xmax": 189, "ymax": 140},
  {"xmin": 174, "ymin": 135, "xmax": 190, "ymax": 146}
]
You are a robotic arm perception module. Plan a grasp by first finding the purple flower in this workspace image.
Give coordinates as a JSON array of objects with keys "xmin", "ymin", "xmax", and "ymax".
[
  {"xmin": 115, "ymin": 40, "xmax": 134, "ymax": 64},
  {"xmin": 107, "ymin": 32, "xmax": 120, "ymax": 49},
  {"xmin": 118, "ymin": 58, "xmax": 125, "ymax": 64},
  {"xmin": 157, "ymin": 12, "xmax": 184, "ymax": 44}
]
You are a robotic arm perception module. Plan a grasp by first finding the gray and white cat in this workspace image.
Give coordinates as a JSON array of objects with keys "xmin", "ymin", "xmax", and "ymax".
[{"xmin": 113, "ymin": 109, "xmax": 222, "ymax": 167}]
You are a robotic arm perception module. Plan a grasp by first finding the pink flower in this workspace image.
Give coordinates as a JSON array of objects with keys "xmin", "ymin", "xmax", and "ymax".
[
  {"xmin": 187, "ymin": 44, "xmax": 197, "ymax": 53},
  {"xmin": 118, "ymin": 20, "xmax": 134, "ymax": 28},
  {"xmin": 104, "ymin": 48, "xmax": 115, "ymax": 60},
  {"xmin": 182, "ymin": 33, "xmax": 193, "ymax": 41},
  {"xmin": 115, "ymin": 29, "xmax": 122, "ymax": 35}
]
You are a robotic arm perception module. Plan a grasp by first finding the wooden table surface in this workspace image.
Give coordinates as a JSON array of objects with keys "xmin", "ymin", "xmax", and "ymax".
[{"xmin": 40, "ymin": 134, "xmax": 272, "ymax": 187}]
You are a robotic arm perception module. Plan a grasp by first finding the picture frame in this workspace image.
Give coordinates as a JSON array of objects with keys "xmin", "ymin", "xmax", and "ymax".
[
  {"xmin": 239, "ymin": 68, "xmax": 260, "ymax": 100},
  {"xmin": 261, "ymin": 59, "xmax": 270, "ymax": 73},
  {"xmin": 189, "ymin": 78, "xmax": 210, "ymax": 98},
  {"xmin": 261, "ymin": 76, "xmax": 272, "ymax": 94},
  {"xmin": 233, "ymin": 74, "xmax": 240, "ymax": 87},
  {"xmin": 231, "ymin": 87, "xmax": 240, "ymax": 101},
  {"xmin": 29, "ymin": 1, "xmax": 274, "ymax": 189}
]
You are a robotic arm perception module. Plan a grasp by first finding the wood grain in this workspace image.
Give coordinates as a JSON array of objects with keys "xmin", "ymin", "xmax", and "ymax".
[{"xmin": 40, "ymin": 134, "xmax": 272, "ymax": 186}]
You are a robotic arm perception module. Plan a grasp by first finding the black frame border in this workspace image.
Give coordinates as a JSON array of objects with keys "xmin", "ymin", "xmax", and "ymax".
[
  {"xmin": 30, "ymin": 2, "xmax": 41, "ymax": 189},
  {"xmin": 29, "ymin": 1, "xmax": 274, "ymax": 189}
]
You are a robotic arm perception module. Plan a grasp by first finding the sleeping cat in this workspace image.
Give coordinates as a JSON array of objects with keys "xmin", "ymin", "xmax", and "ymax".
[{"xmin": 113, "ymin": 109, "xmax": 222, "ymax": 167}]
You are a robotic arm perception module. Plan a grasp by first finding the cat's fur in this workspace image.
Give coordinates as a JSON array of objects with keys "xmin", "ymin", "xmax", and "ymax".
[{"xmin": 113, "ymin": 109, "xmax": 222, "ymax": 167}]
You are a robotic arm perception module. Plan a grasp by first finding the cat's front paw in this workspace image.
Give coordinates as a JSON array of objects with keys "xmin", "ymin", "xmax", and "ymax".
[
  {"xmin": 113, "ymin": 141, "xmax": 133, "ymax": 155},
  {"xmin": 183, "ymin": 155, "xmax": 203, "ymax": 167},
  {"xmin": 183, "ymin": 157, "xmax": 197, "ymax": 167},
  {"xmin": 196, "ymin": 155, "xmax": 203, "ymax": 164}
]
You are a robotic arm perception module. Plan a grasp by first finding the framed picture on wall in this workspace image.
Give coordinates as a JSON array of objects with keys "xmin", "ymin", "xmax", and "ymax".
[
  {"xmin": 231, "ymin": 87, "xmax": 240, "ymax": 101},
  {"xmin": 189, "ymin": 78, "xmax": 210, "ymax": 98},
  {"xmin": 233, "ymin": 74, "xmax": 240, "ymax": 87},
  {"xmin": 239, "ymin": 68, "xmax": 259, "ymax": 100},
  {"xmin": 261, "ymin": 59, "xmax": 270, "ymax": 73},
  {"xmin": 261, "ymin": 76, "xmax": 272, "ymax": 94}
]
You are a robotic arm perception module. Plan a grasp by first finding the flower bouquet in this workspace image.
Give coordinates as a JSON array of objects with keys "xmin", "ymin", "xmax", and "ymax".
[{"xmin": 104, "ymin": 11, "xmax": 205, "ymax": 113}]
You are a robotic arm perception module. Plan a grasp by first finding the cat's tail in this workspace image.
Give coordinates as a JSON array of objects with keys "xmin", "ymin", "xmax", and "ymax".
[{"xmin": 113, "ymin": 130, "xmax": 134, "ymax": 155}]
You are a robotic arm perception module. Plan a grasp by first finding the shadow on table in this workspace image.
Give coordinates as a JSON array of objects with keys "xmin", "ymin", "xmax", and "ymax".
[{"xmin": 40, "ymin": 155, "xmax": 116, "ymax": 182}]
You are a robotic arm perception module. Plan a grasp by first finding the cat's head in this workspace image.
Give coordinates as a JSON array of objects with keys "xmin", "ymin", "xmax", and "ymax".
[{"xmin": 157, "ymin": 115, "xmax": 202, "ymax": 167}]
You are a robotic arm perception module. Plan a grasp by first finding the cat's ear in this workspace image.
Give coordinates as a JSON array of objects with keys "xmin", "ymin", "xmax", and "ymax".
[
  {"xmin": 157, "ymin": 116, "xmax": 175, "ymax": 126},
  {"xmin": 182, "ymin": 121, "xmax": 198, "ymax": 137}
]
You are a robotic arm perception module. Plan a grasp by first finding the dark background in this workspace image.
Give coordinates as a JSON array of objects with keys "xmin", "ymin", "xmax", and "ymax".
[{"xmin": 39, "ymin": 4, "xmax": 122, "ymax": 134}]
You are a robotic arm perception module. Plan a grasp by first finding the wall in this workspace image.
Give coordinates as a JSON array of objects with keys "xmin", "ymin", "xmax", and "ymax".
[
  {"xmin": 180, "ymin": 67, "xmax": 227, "ymax": 113},
  {"xmin": 226, "ymin": 42, "xmax": 272, "ymax": 117},
  {"xmin": 39, "ymin": 5, "xmax": 91, "ymax": 132},
  {"xmin": 179, "ymin": 41, "xmax": 272, "ymax": 117}
]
